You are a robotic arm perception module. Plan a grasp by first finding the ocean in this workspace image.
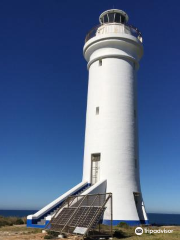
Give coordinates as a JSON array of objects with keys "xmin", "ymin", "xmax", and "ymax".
[
  {"xmin": 0, "ymin": 210, "xmax": 180, "ymax": 226},
  {"xmin": 148, "ymin": 213, "xmax": 180, "ymax": 226},
  {"xmin": 0, "ymin": 210, "xmax": 37, "ymax": 218}
]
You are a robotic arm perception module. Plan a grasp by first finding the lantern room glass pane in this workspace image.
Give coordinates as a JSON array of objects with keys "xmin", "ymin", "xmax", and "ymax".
[
  {"xmin": 104, "ymin": 14, "xmax": 108, "ymax": 23},
  {"xmin": 121, "ymin": 15, "xmax": 125, "ymax": 23},
  {"xmin": 115, "ymin": 13, "xmax": 120, "ymax": 23},
  {"xmin": 108, "ymin": 13, "xmax": 114, "ymax": 22},
  {"xmin": 101, "ymin": 12, "xmax": 127, "ymax": 24}
]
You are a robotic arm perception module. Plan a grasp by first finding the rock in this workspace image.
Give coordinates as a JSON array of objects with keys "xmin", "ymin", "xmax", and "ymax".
[{"xmin": 58, "ymin": 234, "xmax": 65, "ymax": 238}]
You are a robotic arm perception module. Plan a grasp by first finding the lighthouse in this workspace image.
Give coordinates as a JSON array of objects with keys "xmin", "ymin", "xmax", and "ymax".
[
  {"xmin": 82, "ymin": 9, "xmax": 148, "ymax": 225},
  {"xmin": 27, "ymin": 9, "xmax": 148, "ymax": 228}
]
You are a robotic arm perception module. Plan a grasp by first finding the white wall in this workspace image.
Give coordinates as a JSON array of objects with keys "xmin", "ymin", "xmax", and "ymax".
[{"xmin": 82, "ymin": 30, "xmax": 148, "ymax": 221}]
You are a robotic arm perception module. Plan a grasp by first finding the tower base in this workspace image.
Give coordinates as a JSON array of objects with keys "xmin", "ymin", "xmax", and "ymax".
[{"xmin": 103, "ymin": 219, "xmax": 149, "ymax": 226}]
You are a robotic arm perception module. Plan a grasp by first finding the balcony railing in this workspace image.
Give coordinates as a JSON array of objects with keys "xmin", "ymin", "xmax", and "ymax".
[{"xmin": 85, "ymin": 23, "xmax": 143, "ymax": 43}]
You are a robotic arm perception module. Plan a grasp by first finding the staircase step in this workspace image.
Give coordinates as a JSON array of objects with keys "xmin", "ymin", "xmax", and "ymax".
[{"xmin": 37, "ymin": 219, "xmax": 46, "ymax": 225}]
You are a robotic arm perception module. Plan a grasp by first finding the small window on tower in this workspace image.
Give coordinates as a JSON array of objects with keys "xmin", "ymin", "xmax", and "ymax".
[
  {"xmin": 99, "ymin": 59, "xmax": 102, "ymax": 66},
  {"xmin": 96, "ymin": 107, "xmax": 99, "ymax": 115}
]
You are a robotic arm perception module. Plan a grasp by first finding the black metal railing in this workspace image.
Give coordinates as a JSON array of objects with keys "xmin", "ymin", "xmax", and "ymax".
[{"xmin": 85, "ymin": 23, "xmax": 142, "ymax": 43}]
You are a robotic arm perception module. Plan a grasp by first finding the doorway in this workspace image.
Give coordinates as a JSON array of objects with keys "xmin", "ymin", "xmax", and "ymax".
[
  {"xmin": 133, "ymin": 192, "xmax": 146, "ymax": 221},
  {"xmin": 91, "ymin": 153, "xmax": 100, "ymax": 185}
]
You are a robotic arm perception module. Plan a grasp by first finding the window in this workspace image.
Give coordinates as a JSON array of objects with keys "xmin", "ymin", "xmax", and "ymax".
[
  {"xmin": 101, "ymin": 13, "xmax": 126, "ymax": 24},
  {"xmin": 115, "ymin": 13, "xmax": 120, "ymax": 23},
  {"xmin": 121, "ymin": 15, "xmax": 125, "ymax": 23},
  {"xmin": 96, "ymin": 107, "xmax": 99, "ymax": 115},
  {"xmin": 108, "ymin": 13, "xmax": 115, "ymax": 22},
  {"xmin": 99, "ymin": 59, "xmax": 102, "ymax": 66},
  {"xmin": 104, "ymin": 14, "xmax": 108, "ymax": 23}
]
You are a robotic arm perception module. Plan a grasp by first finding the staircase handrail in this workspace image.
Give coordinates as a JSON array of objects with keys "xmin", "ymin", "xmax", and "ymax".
[{"xmin": 45, "ymin": 195, "xmax": 76, "ymax": 229}]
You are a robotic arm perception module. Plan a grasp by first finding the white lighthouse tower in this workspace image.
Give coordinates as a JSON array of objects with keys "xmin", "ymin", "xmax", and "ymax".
[
  {"xmin": 27, "ymin": 9, "xmax": 148, "ymax": 228},
  {"xmin": 82, "ymin": 9, "xmax": 148, "ymax": 225}
]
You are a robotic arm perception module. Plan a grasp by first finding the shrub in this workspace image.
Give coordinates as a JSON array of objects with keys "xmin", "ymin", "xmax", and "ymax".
[
  {"xmin": 117, "ymin": 222, "xmax": 129, "ymax": 228},
  {"xmin": 0, "ymin": 216, "xmax": 25, "ymax": 227},
  {"xmin": 44, "ymin": 231, "xmax": 59, "ymax": 239},
  {"xmin": 15, "ymin": 218, "xmax": 24, "ymax": 225},
  {"xmin": 22, "ymin": 217, "xmax": 27, "ymax": 224},
  {"xmin": 47, "ymin": 231, "xmax": 59, "ymax": 237},
  {"xmin": 113, "ymin": 230, "xmax": 125, "ymax": 238},
  {"xmin": 0, "ymin": 220, "xmax": 12, "ymax": 227}
]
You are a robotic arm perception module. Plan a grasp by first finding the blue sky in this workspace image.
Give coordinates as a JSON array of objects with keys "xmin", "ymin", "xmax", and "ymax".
[{"xmin": 0, "ymin": 0, "xmax": 180, "ymax": 213}]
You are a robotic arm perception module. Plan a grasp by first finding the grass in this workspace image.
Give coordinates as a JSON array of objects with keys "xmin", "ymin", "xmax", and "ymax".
[
  {"xmin": 111, "ymin": 225, "xmax": 180, "ymax": 240},
  {"xmin": 0, "ymin": 224, "xmax": 41, "ymax": 233},
  {"xmin": 0, "ymin": 216, "xmax": 180, "ymax": 240},
  {"xmin": 44, "ymin": 224, "xmax": 180, "ymax": 240},
  {"xmin": 0, "ymin": 216, "xmax": 41, "ymax": 234}
]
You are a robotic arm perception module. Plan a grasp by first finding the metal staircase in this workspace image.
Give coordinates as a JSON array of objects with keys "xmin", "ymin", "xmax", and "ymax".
[{"xmin": 46, "ymin": 193, "xmax": 112, "ymax": 237}]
